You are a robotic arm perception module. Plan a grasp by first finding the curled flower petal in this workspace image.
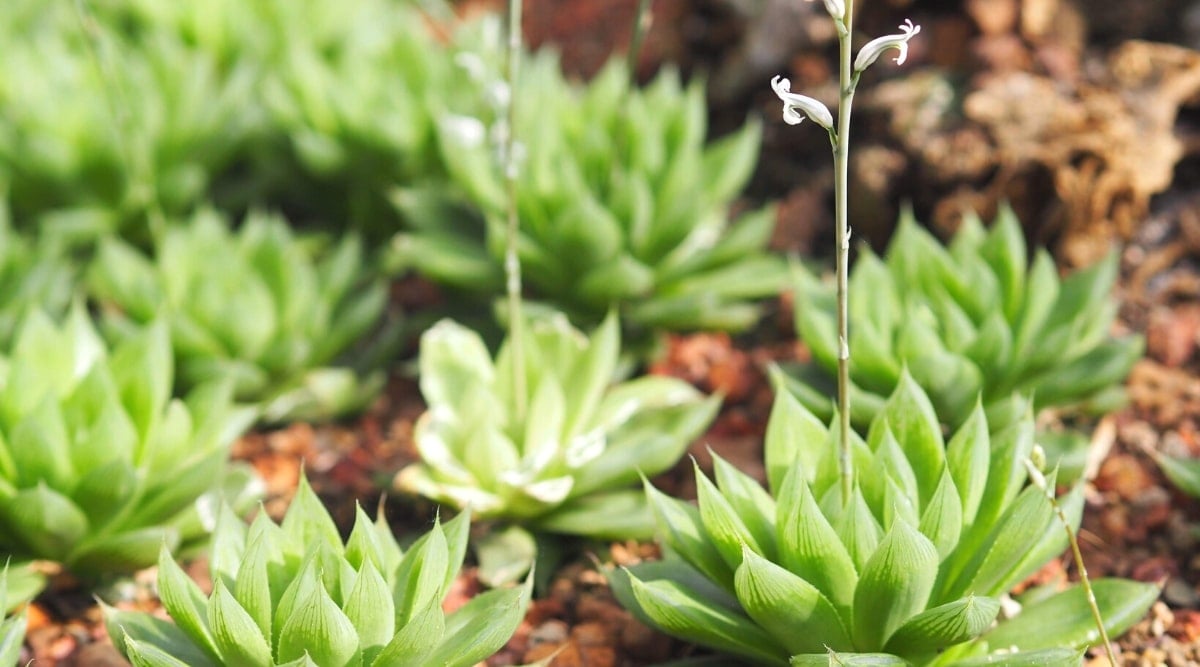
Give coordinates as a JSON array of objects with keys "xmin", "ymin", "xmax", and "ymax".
[
  {"xmin": 854, "ymin": 19, "xmax": 921, "ymax": 73},
  {"xmin": 770, "ymin": 76, "xmax": 834, "ymax": 130}
]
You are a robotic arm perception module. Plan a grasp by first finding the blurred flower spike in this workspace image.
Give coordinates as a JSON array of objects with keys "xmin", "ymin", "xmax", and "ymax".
[
  {"xmin": 854, "ymin": 19, "xmax": 921, "ymax": 73},
  {"xmin": 770, "ymin": 76, "xmax": 834, "ymax": 130}
]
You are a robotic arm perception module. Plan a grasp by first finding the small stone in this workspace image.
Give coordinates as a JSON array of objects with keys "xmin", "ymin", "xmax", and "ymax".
[
  {"xmin": 529, "ymin": 619, "xmax": 569, "ymax": 647},
  {"xmin": 1095, "ymin": 454, "xmax": 1154, "ymax": 500},
  {"xmin": 1163, "ymin": 577, "xmax": 1200, "ymax": 607}
]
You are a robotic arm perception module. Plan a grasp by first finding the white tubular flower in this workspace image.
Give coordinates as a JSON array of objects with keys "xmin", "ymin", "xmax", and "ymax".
[
  {"xmin": 854, "ymin": 19, "xmax": 921, "ymax": 73},
  {"xmin": 809, "ymin": 0, "xmax": 845, "ymax": 20},
  {"xmin": 770, "ymin": 76, "xmax": 834, "ymax": 130}
]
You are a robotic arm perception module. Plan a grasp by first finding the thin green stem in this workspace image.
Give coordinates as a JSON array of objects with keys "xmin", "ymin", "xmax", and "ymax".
[
  {"xmin": 505, "ymin": 0, "xmax": 528, "ymax": 421},
  {"xmin": 833, "ymin": 5, "xmax": 856, "ymax": 506},
  {"xmin": 1054, "ymin": 494, "xmax": 1118, "ymax": 665},
  {"xmin": 626, "ymin": 0, "xmax": 653, "ymax": 81}
]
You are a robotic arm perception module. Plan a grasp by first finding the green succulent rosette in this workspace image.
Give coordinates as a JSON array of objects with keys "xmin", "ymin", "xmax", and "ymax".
[
  {"xmin": 87, "ymin": 208, "xmax": 390, "ymax": 423},
  {"xmin": 105, "ymin": 474, "xmax": 529, "ymax": 667},
  {"xmin": 613, "ymin": 374, "xmax": 1156, "ymax": 665},
  {"xmin": 0, "ymin": 202, "xmax": 74, "ymax": 348},
  {"xmin": 390, "ymin": 19, "xmax": 785, "ymax": 335},
  {"xmin": 396, "ymin": 312, "xmax": 720, "ymax": 539},
  {"xmin": 785, "ymin": 206, "xmax": 1142, "ymax": 473},
  {"xmin": 0, "ymin": 305, "xmax": 259, "ymax": 578}
]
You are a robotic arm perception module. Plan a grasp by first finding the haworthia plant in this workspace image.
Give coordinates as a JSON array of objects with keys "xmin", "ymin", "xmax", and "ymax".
[
  {"xmin": 395, "ymin": 312, "xmax": 719, "ymax": 539},
  {"xmin": 105, "ymin": 473, "xmax": 530, "ymax": 667},
  {"xmin": 87, "ymin": 208, "xmax": 390, "ymax": 423},
  {"xmin": 785, "ymin": 206, "xmax": 1142, "ymax": 433},
  {"xmin": 612, "ymin": 376, "xmax": 1157, "ymax": 665},
  {"xmin": 0, "ymin": 202, "xmax": 74, "ymax": 349},
  {"xmin": 0, "ymin": 305, "xmax": 260, "ymax": 579},
  {"xmin": 391, "ymin": 19, "xmax": 785, "ymax": 335}
]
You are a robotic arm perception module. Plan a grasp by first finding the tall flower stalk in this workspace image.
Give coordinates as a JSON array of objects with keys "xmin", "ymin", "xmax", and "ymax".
[
  {"xmin": 772, "ymin": 2, "xmax": 919, "ymax": 505},
  {"xmin": 626, "ymin": 0, "xmax": 654, "ymax": 79},
  {"xmin": 504, "ymin": 0, "xmax": 527, "ymax": 420}
]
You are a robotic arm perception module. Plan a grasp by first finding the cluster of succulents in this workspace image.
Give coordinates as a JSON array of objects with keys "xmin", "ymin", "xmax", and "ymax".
[
  {"xmin": 613, "ymin": 376, "xmax": 1158, "ymax": 665},
  {"xmin": 105, "ymin": 474, "xmax": 529, "ymax": 667},
  {"xmin": 786, "ymin": 206, "xmax": 1143, "ymax": 433},
  {"xmin": 0, "ymin": 305, "xmax": 259, "ymax": 578},
  {"xmin": 0, "ymin": 0, "xmax": 256, "ymax": 236},
  {"xmin": 0, "ymin": 0, "xmax": 452, "ymax": 241},
  {"xmin": 391, "ymin": 22, "xmax": 786, "ymax": 335},
  {"xmin": 87, "ymin": 208, "xmax": 390, "ymax": 423},
  {"xmin": 396, "ymin": 312, "xmax": 719, "ymax": 539}
]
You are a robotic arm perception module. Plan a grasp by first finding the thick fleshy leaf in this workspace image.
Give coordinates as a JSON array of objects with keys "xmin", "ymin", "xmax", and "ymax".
[
  {"xmin": 962, "ymin": 482, "xmax": 1056, "ymax": 598},
  {"xmin": 277, "ymin": 584, "xmax": 360, "ymax": 667},
  {"xmin": 979, "ymin": 205, "xmax": 1028, "ymax": 323},
  {"xmin": 950, "ymin": 647, "xmax": 1084, "ymax": 666},
  {"xmin": 68, "ymin": 526, "xmax": 181, "ymax": 576},
  {"xmin": 734, "ymin": 546, "xmax": 852, "ymax": 655},
  {"xmin": 712, "ymin": 452, "xmax": 777, "ymax": 561},
  {"xmin": 371, "ymin": 599, "xmax": 445, "ymax": 666},
  {"xmin": 853, "ymin": 520, "xmax": 939, "ymax": 651},
  {"xmin": 156, "ymin": 546, "xmax": 221, "ymax": 664},
  {"xmin": 103, "ymin": 602, "xmax": 218, "ymax": 667},
  {"xmin": 233, "ymin": 532, "xmax": 275, "ymax": 642},
  {"xmin": 0, "ymin": 613, "xmax": 25, "ymax": 667},
  {"xmin": 124, "ymin": 636, "xmax": 197, "ymax": 667},
  {"xmin": 393, "ymin": 517, "xmax": 450, "ymax": 624},
  {"xmin": 475, "ymin": 525, "xmax": 537, "ymax": 587},
  {"xmin": 874, "ymin": 371, "xmax": 944, "ymax": 507},
  {"xmin": 776, "ymin": 464, "xmax": 857, "ymax": 616},
  {"xmin": 695, "ymin": 462, "xmax": 763, "ymax": 569},
  {"xmin": 945, "ymin": 402, "xmax": 989, "ymax": 525},
  {"xmin": 1158, "ymin": 454, "xmax": 1200, "ymax": 497},
  {"xmin": 628, "ymin": 574, "xmax": 787, "ymax": 665},
  {"xmin": 919, "ymin": 468, "xmax": 963, "ymax": 560},
  {"xmin": 207, "ymin": 581, "xmax": 272, "ymax": 667},
  {"xmin": 418, "ymin": 320, "xmax": 495, "ymax": 409},
  {"xmin": 428, "ymin": 581, "xmax": 531, "ymax": 667},
  {"xmin": 0, "ymin": 483, "xmax": 88, "ymax": 559},
  {"xmin": 645, "ymin": 480, "xmax": 732, "ymax": 589},
  {"xmin": 833, "ymin": 486, "xmax": 884, "ymax": 573},
  {"xmin": 281, "ymin": 473, "xmax": 343, "ymax": 555},
  {"xmin": 342, "ymin": 559, "xmax": 395, "ymax": 662},
  {"xmin": 884, "ymin": 596, "xmax": 1000, "ymax": 657},
  {"xmin": 529, "ymin": 489, "xmax": 656, "ymax": 540},
  {"xmin": 763, "ymin": 378, "xmax": 829, "ymax": 495},
  {"xmin": 981, "ymin": 579, "xmax": 1159, "ymax": 652}
]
